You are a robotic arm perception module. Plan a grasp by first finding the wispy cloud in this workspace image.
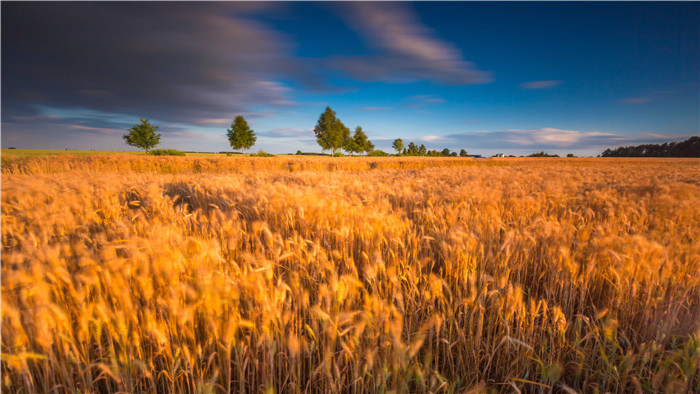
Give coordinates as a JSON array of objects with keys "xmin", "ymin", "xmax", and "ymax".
[
  {"xmin": 407, "ymin": 95, "xmax": 446, "ymax": 105},
  {"xmin": 520, "ymin": 80, "xmax": 562, "ymax": 90},
  {"xmin": 620, "ymin": 97, "xmax": 651, "ymax": 104},
  {"xmin": 447, "ymin": 128, "xmax": 622, "ymax": 149},
  {"xmin": 360, "ymin": 95, "xmax": 446, "ymax": 111},
  {"xmin": 447, "ymin": 128, "xmax": 693, "ymax": 151},
  {"xmin": 67, "ymin": 124, "xmax": 123, "ymax": 135},
  {"xmin": 3, "ymin": 3, "xmax": 302, "ymax": 127},
  {"xmin": 197, "ymin": 118, "xmax": 232, "ymax": 126},
  {"xmin": 360, "ymin": 107, "xmax": 394, "ymax": 111},
  {"xmin": 259, "ymin": 127, "xmax": 311, "ymax": 138},
  {"xmin": 421, "ymin": 135, "xmax": 447, "ymax": 142},
  {"xmin": 334, "ymin": 3, "xmax": 492, "ymax": 85}
]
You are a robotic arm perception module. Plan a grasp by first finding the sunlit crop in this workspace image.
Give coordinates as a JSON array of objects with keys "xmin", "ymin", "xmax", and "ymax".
[{"xmin": 2, "ymin": 155, "xmax": 698, "ymax": 392}]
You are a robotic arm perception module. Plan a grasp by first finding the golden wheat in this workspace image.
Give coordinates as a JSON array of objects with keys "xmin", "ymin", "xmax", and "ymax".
[{"xmin": 2, "ymin": 156, "xmax": 699, "ymax": 392}]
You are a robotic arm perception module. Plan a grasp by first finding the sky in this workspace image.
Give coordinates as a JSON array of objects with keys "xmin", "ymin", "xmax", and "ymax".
[{"xmin": 2, "ymin": 2, "xmax": 698, "ymax": 156}]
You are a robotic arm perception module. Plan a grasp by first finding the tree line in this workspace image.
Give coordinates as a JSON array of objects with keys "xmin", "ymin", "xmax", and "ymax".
[
  {"xmin": 601, "ymin": 136, "xmax": 699, "ymax": 157},
  {"xmin": 313, "ymin": 107, "xmax": 374, "ymax": 156},
  {"xmin": 122, "ymin": 106, "xmax": 472, "ymax": 157},
  {"xmin": 390, "ymin": 138, "xmax": 469, "ymax": 157},
  {"xmin": 123, "ymin": 116, "xmax": 259, "ymax": 155}
]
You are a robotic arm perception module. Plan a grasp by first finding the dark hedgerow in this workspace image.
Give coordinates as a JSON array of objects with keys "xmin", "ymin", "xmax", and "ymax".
[{"xmin": 148, "ymin": 149, "xmax": 186, "ymax": 156}]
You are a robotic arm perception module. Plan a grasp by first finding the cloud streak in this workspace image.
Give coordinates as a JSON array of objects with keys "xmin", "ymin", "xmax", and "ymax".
[
  {"xmin": 258, "ymin": 127, "xmax": 311, "ymax": 138},
  {"xmin": 2, "ymin": 3, "xmax": 301, "ymax": 126},
  {"xmin": 333, "ymin": 3, "xmax": 492, "ymax": 85},
  {"xmin": 421, "ymin": 135, "xmax": 447, "ymax": 142},
  {"xmin": 520, "ymin": 80, "xmax": 562, "ymax": 89},
  {"xmin": 620, "ymin": 97, "xmax": 651, "ymax": 104},
  {"xmin": 360, "ymin": 95, "xmax": 446, "ymax": 111},
  {"xmin": 446, "ymin": 128, "xmax": 692, "ymax": 151}
]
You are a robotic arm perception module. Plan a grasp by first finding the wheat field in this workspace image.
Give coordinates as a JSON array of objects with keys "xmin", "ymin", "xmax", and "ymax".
[{"xmin": 1, "ymin": 155, "xmax": 698, "ymax": 393}]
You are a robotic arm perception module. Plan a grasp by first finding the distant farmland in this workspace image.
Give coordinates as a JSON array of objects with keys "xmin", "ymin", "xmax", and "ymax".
[{"xmin": 2, "ymin": 155, "xmax": 698, "ymax": 392}]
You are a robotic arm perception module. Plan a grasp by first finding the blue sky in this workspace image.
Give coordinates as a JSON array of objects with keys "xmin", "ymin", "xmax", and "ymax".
[{"xmin": 2, "ymin": 2, "xmax": 698, "ymax": 156}]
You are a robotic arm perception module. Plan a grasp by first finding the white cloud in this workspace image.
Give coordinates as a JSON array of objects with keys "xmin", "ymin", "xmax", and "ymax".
[
  {"xmin": 421, "ymin": 135, "xmax": 447, "ymax": 142},
  {"xmin": 447, "ymin": 128, "xmax": 693, "ymax": 152}
]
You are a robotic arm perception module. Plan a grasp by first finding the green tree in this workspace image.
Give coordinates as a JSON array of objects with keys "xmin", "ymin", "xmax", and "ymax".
[
  {"xmin": 418, "ymin": 144, "xmax": 427, "ymax": 156},
  {"xmin": 441, "ymin": 148, "xmax": 451, "ymax": 156},
  {"xmin": 227, "ymin": 115, "xmax": 256, "ymax": 155},
  {"xmin": 123, "ymin": 118, "xmax": 161, "ymax": 152},
  {"xmin": 343, "ymin": 136, "xmax": 359, "ymax": 156},
  {"xmin": 459, "ymin": 149, "xmax": 468, "ymax": 157},
  {"xmin": 407, "ymin": 142, "xmax": 418, "ymax": 155},
  {"xmin": 314, "ymin": 106, "xmax": 349, "ymax": 155},
  {"xmin": 392, "ymin": 138, "xmax": 404, "ymax": 154},
  {"xmin": 364, "ymin": 140, "xmax": 375, "ymax": 155},
  {"xmin": 352, "ymin": 126, "xmax": 374, "ymax": 155}
]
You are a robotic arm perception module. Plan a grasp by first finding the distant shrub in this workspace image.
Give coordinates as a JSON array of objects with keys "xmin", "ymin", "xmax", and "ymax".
[
  {"xmin": 148, "ymin": 149, "xmax": 186, "ymax": 156},
  {"xmin": 528, "ymin": 151, "xmax": 560, "ymax": 157},
  {"xmin": 333, "ymin": 152, "xmax": 345, "ymax": 157},
  {"xmin": 367, "ymin": 150, "xmax": 388, "ymax": 157},
  {"xmin": 7, "ymin": 147, "xmax": 17, "ymax": 150},
  {"xmin": 252, "ymin": 150, "xmax": 274, "ymax": 157},
  {"xmin": 294, "ymin": 152, "xmax": 329, "ymax": 156},
  {"xmin": 567, "ymin": 153, "xmax": 575, "ymax": 157}
]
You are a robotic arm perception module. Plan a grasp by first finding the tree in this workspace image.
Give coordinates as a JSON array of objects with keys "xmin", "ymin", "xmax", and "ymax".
[
  {"xmin": 441, "ymin": 148, "xmax": 451, "ymax": 156},
  {"xmin": 528, "ymin": 151, "xmax": 559, "ymax": 157},
  {"xmin": 343, "ymin": 135, "xmax": 359, "ymax": 156},
  {"xmin": 407, "ymin": 142, "xmax": 418, "ymax": 155},
  {"xmin": 123, "ymin": 118, "xmax": 161, "ymax": 152},
  {"xmin": 364, "ymin": 140, "xmax": 375, "ymax": 155},
  {"xmin": 459, "ymin": 149, "xmax": 468, "ymax": 157},
  {"xmin": 314, "ymin": 106, "xmax": 349, "ymax": 155},
  {"xmin": 392, "ymin": 138, "xmax": 404, "ymax": 154},
  {"xmin": 601, "ymin": 136, "xmax": 699, "ymax": 157},
  {"xmin": 352, "ymin": 126, "xmax": 374, "ymax": 155},
  {"xmin": 418, "ymin": 144, "xmax": 427, "ymax": 156},
  {"xmin": 227, "ymin": 115, "xmax": 256, "ymax": 155}
]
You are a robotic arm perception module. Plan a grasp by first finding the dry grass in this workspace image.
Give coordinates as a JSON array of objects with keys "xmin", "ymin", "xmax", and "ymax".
[{"xmin": 2, "ymin": 156, "xmax": 699, "ymax": 392}]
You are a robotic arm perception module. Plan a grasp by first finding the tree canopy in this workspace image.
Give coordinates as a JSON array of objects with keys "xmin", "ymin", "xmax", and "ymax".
[
  {"xmin": 350, "ymin": 126, "xmax": 374, "ymax": 155},
  {"xmin": 392, "ymin": 138, "xmax": 404, "ymax": 153},
  {"xmin": 123, "ymin": 118, "xmax": 161, "ymax": 152},
  {"xmin": 407, "ymin": 142, "xmax": 418, "ymax": 155},
  {"xmin": 601, "ymin": 136, "xmax": 699, "ymax": 157},
  {"xmin": 227, "ymin": 115, "xmax": 256, "ymax": 155},
  {"xmin": 314, "ymin": 107, "xmax": 351, "ymax": 155}
]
